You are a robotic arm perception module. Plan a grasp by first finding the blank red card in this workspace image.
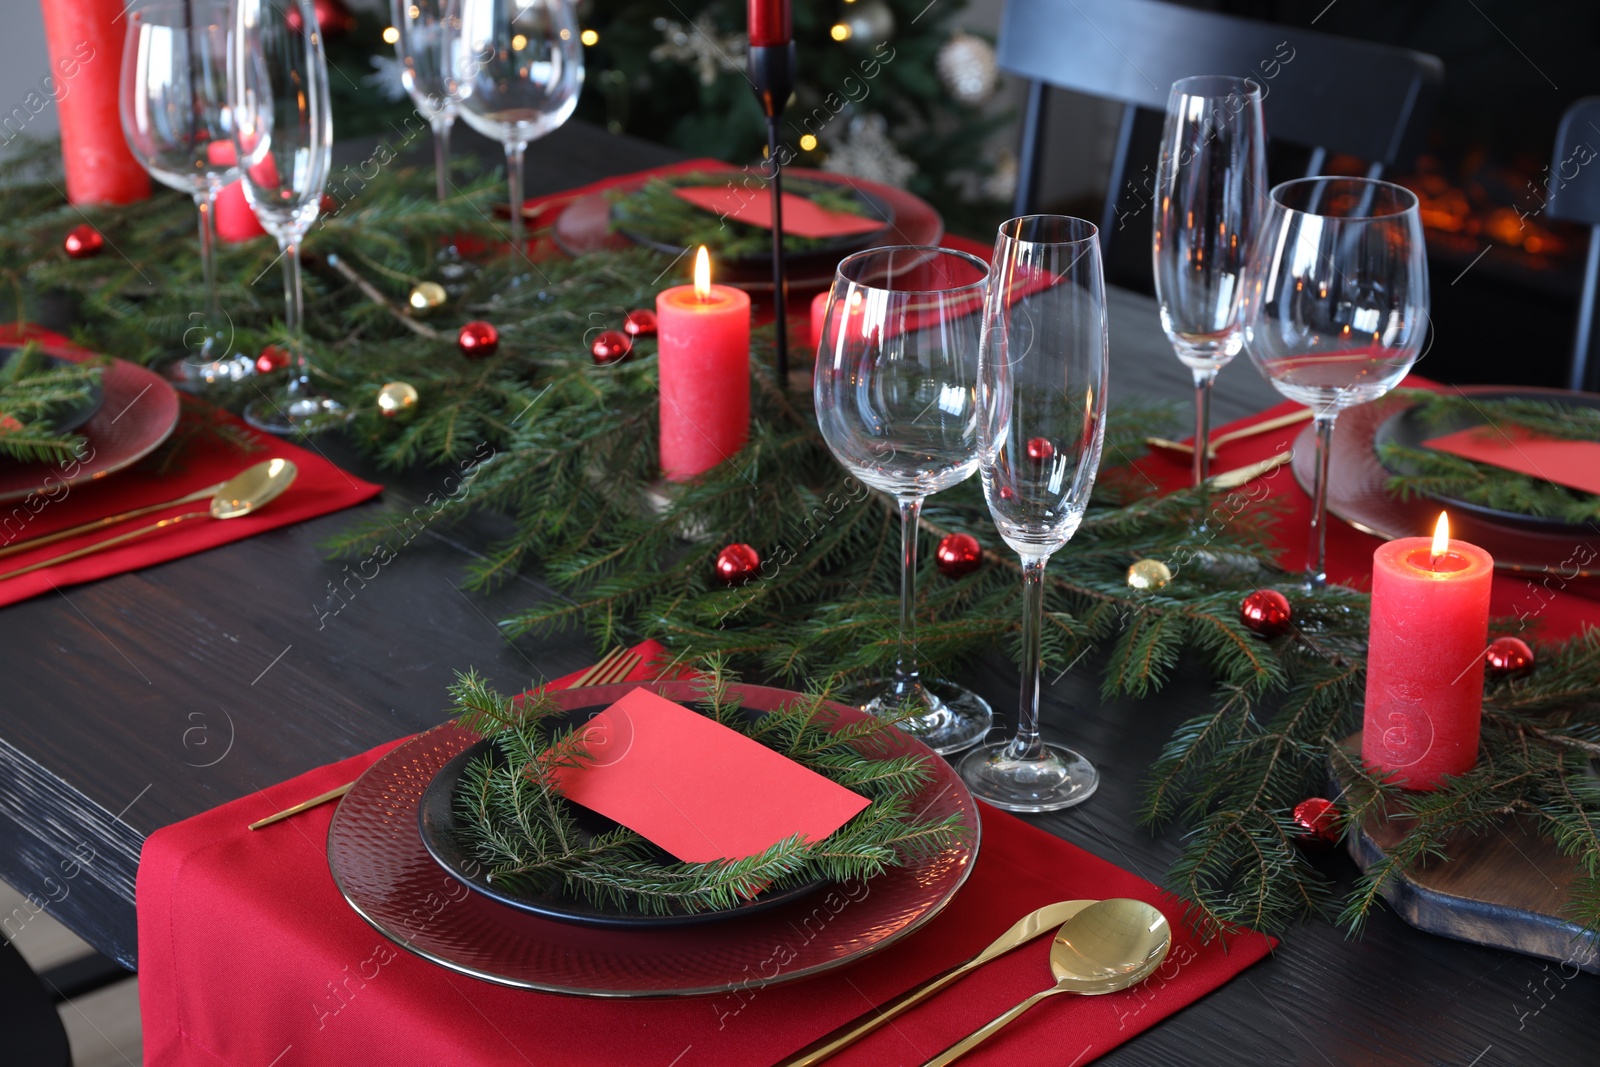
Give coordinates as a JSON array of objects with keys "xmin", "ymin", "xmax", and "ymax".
[
  {"xmin": 1424, "ymin": 425, "xmax": 1600, "ymax": 496},
  {"xmin": 550, "ymin": 688, "xmax": 870, "ymax": 863},
  {"xmin": 672, "ymin": 184, "xmax": 886, "ymax": 238}
]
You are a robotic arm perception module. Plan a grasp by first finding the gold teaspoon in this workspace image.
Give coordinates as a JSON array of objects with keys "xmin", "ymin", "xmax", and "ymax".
[{"xmin": 919, "ymin": 898, "xmax": 1171, "ymax": 1067}]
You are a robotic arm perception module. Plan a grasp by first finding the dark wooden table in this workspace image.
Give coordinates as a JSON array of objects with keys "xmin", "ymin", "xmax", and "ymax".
[{"xmin": 0, "ymin": 121, "xmax": 1589, "ymax": 1065}]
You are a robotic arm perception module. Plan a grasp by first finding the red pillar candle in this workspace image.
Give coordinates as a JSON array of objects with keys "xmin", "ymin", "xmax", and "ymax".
[
  {"xmin": 1362, "ymin": 513, "xmax": 1494, "ymax": 790},
  {"xmin": 657, "ymin": 247, "xmax": 751, "ymax": 482},
  {"xmin": 39, "ymin": 0, "xmax": 149, "ymax": 205},
  {"xmin": 747, "ymin": 0, "xmax": 792, "ymax": 46},
  {"xmin": 206, "ymin": 143, "xmax": 270, "ymax": 243}
]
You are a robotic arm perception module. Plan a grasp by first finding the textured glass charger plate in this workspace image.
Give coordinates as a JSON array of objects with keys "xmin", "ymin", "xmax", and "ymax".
[
  {"xmin": 328, "ymin": 680, "xmax": 980, "ymax": 996},
  {"xmin": 0, "ymin": 341, "xmax": 180, "ymax": 503}
]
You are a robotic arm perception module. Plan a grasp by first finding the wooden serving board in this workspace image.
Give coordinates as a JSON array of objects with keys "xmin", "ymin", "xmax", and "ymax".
[{"xmin": 1332, "ymin": 732, "xmax": 1600, "ymax": 973}]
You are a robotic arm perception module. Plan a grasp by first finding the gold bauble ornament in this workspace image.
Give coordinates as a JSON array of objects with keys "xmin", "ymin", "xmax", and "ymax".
[
  {"xmin": 408, "ymin": 281, "xmax": 447, "ymax": 313},
  {"xmin": 376, "ymin": 381, "xmax": 420, "ymax": 418},
  {"xmin": 1126, "ymin": 558, "xmax": 1173, "ymax": 591}
]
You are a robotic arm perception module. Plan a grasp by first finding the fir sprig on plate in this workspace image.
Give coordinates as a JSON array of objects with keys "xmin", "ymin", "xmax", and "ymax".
[
  {"xmin": 0, "ymin": 341, "xmax": 102, "ymax": 463},
  {"xmin": 609, "ymin": 174, "xmax": 873, "ymax": 260},
  {"xmin": 448, "ymin": 663, "xmax": 969, "ymax": 915}
]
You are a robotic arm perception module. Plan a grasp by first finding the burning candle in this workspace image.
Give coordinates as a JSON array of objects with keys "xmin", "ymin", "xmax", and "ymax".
[
  {"xmin": 657, "ymin": 247, "xmax": 751, "ymax": 482},
  {"xmin": 747, "ymin": 0, "xmax": 792, "ymax": 46},
  {"xmin": 1362, "ymin": 513, "xmax": 1494, "ymax": 789},
  {"xmin": 41, "ymin": 0, "xmax": 150, "ymax": 204}
]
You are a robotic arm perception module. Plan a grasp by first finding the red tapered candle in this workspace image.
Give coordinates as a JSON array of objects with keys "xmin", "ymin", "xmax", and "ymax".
[
  {"xmin": 1362, "ymin": 513, "xmax": 1494, "ymax": 790},
  {"xmin": 657, "ymin": 247, "xmax": 751, "ymax": 482},
  {"xmin": 39, "ymin": 0, "xmax": 149, "ymax": 205},
  {"xmin": 747, "ymin": 0, "xmax": 792, "ymax": 46}
]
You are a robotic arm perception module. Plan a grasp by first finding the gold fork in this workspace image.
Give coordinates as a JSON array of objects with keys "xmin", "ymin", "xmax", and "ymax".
[{"xmin": 247, "ymin": 646, "xmax": 644, "ymax": 830}]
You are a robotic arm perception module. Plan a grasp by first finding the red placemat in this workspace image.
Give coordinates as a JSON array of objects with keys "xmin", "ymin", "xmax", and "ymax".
[
  {"xmin": 139, "ymin": 640, "xmax": 1273, "ymax": 1067},
  {"xmin": 1136, "ymin": 377, "xmax": 1600, "ymax": 639},
  {"xmin": 0, "ymin": 325, "xmax": 381, "ymax": 607}
]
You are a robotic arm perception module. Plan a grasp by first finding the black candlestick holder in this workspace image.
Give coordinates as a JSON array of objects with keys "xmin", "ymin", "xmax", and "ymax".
[{"xmin": 748, "ymin": 42, "xmax": 798, "ymax": 384}]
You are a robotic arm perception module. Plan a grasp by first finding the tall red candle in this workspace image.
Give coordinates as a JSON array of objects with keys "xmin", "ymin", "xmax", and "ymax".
[
  {"xmin": 39, "ymin": 0, "xmax": 150, "ymax": 205},
  {"xmin": 657, "ymin": 247, "xmax": 751, "ymax": 482},
  {"xmin": 1362, "ymin": 513, "xmax": 1494, "ymax": 790},
  {"xmin": 747, "ymin": 0, "xmax": 792, "ymax": 46}
]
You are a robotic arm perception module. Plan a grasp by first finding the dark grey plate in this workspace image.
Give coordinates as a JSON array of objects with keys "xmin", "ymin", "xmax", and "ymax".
[
  {"xmin": 418, "ymin": 730, "xmax": 827, "ymax": 930},
  {"xmin": 1373, "ymin": 387, "xmax": 1600, "ymax": 537},
  {"xmin": 0, "ymin": 345, "xmax": 105, "ymax": 435}
]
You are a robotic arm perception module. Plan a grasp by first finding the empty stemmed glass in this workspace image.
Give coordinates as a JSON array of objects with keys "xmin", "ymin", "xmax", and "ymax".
[
  {"xmin": 120, "ymin": 0, "xmax": 256, "ymax": 389},
  {"xmin": 391, "ymin": 0, "xmax": 464, "ymax": 202},
  {"xmin": 445, "ymin": 0, "xmax": 582, "ymax": 263},
  {"xmin": 231, "ymin": 0, "xmax": 343, "ymax": 434},
  {"xmin": 959, "ymin": 216, "xmax": 1109, "ymax": 812},
  {"xmin": 1241, "ymin": 177, "xmax": 1428, "ymax": 589},
  {"xmin": 814, "ymin": 247, "xmax": 994, "ymax": 755},
  {"xmin": 1153, "ymin": 76, "xmax": 1266, "ymax": 485}
]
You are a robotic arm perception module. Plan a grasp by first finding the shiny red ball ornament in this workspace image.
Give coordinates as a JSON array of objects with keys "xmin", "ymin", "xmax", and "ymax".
[
  {"xmin": 288, "ymin": 0, "xmax": 355, "ymax": 36},
  {"xmin": 997, "ymin": 485, "xmax": 1015, "ymax": 501},
  {"xmin": 457, "ymin": 320, "xmax": 500, "ymax": 359},
  {"xmin": 319, "ymin": 193, "xmax": 340, "ymax": 217},
  {"xmin": 255, "ymin": 345, "xmax": 290, "ymax": 374},
  {"xmin": 1485, "ymin": 636, "xmax": 1535, "ymax": 677},
  {"xmin": 63, "ymin": 224, "xmax": 104, "ymax": 259},
  {"xmin": 1026, "ymin": 437, "xmax": 1054, "ymax": 463},
  {"xmin": 715, "ymin": 543, "xmax": 761, "ymax": 585},
  {"xmin": 1239, "ymin": 588, "xmax": 1292, "ymax": 638},
  {"xmin": 623, "ymin": 308, "xmax": 657, "ymax": 337},
  {"xmin": 935, "ymin": 533, "xmax": 982, "ymax": 579},
  {"xmin": 1292, "ymin": 797, "xmax": 1340, "ymax": 846},
  {"xmin": 591, "ymin": 329, "xmax": 633, "ymax": 365}
]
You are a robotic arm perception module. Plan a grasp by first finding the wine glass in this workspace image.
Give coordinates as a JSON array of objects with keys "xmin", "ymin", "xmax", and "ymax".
[
  {"xmin": 231, "ymin": 0, "xmax": 344, "ymax": 434},
  {"xmin": 814, "ymin": 247, "xmax": 995, "ymax": 755},
  {"xmin": 445, "ymin": 0, "xmax": 582, "ymax": 261},
  {"xmin": 1241, "ymin": 177, "xmax": 1428, "ymax": 588},
  {"xmin": 1153, "ymin": 76, "xmax": 1266, "ymax": 485},
  {"xmin": 959, "ymin": 216, "xmax": 1109, "ymax": 812},
  {"xmin": 391, "ymin": 0, "xmax": 464, "ymax": 202},
  {"xmin": 120, "ymin": 0, "xmax": 257, "ymax": 390}
]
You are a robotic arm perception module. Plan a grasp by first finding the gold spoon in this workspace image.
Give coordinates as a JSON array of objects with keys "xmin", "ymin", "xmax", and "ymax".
[
  {"xmin": 0, "ymin": 458, "xmax": 298, "ymax": 583},
  {"xmin": 1146, "ymin": 407, "xmax": 1313, "ymax": 459},
  {"xmin": 919, "ymin": 898, "xmax": 1171, "ymax": 1067}
]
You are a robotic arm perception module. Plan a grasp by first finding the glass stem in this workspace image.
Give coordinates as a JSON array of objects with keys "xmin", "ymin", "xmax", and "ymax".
[
  {"xmin": 1306, "ymin": 412, "xmax": 1337, "ymax": 590},
  {"xmin": 281, "ymin": 239, "xmax": 307, "ymax": 396},
  {"xmin": 1008, "ymin": 554, "xmax": 1049, "ymax": 762},
  {"xmin": 1191, "ymin": 366, "xmax": 1216, "ymax": 485},
  {"xmin": 431, "ymin": 112, "xmax": 453, "ymax": 202},
  {"xmin": 894, "ymin": 495, "xmax": 925, "ymax": 696},
  {"xmin": 505, "ymin": 141, "xmax": 527, "ymax": 259},
  {"xmin": 195, "ymin": 190, "xmax": 220, "ymax": 350}
]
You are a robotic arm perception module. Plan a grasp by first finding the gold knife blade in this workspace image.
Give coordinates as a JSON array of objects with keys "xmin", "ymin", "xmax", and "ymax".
[{"xmin": 772, "ymin": 899, "xmax": 1099, "ymax": 1067}]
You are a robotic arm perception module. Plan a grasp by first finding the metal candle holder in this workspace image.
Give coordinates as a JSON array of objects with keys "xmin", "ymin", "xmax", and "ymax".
[{"xmin": 747, "ymin": 41, "xmax": 798, "ymax": 383}]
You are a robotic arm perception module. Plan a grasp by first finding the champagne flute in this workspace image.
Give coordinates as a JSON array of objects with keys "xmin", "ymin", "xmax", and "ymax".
[
  {"xmin": 391, "ymin": 0, "xmax": 464, "ymax": 202},
  {"xmin": 120, "ymin": 0, "xmax": 256, "ymax": 390},
  {"xmin": 1153, "ymin": 76, "xmax": 1266, "ymax": 485},
  {"xmin": 1241, "ymin": 177, "xmax": 1428, "ymax": 589},
  {"xmin": 445, "ymin": 0, "xmax": 582, "ymax": 262},
  {"xmin": 232, "ymin": 0, "xmax": 344, "ymax": 434},
  {"xmin": 959, "ymin": 216, "xmax": 1109, "ymax": 812},
  {"xmin": 814, "ymin": 247, "xmax": 995, "ymax": 755}
]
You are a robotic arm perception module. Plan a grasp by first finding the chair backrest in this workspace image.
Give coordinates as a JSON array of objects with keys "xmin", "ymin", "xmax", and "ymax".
[
  {"xmin": 1544, "ymin": 97, "xmax": 1600, "ymax": 391},
  {"xmin": 998, "ymin": 0, "xmax": 1443, "ymax": 243}
]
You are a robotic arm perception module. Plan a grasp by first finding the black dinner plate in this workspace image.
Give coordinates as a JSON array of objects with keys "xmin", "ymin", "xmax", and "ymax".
[
  {"xmin": 0, "ymin": 346, "xmax": 105, "ymax": 436},
  {"xmin": 1373, "ymin": 387, "xmax": 1600, "ymax": 537},
  {"xmin": 418, "ymin": 727, "xmax": 828, "ymax": 930}
]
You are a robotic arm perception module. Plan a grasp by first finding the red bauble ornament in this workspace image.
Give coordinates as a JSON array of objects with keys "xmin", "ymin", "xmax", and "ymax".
[
  {"xmin": 319, "ymin": 193, "xmax": 340, "ymax": 217},
  {"xmin": 623, "ymin": 308, "xmax": 657, "ymax": 337},
  {"xmin": 288, "ymin": 0, "xmax": 355, "ymax": 36},
  {"xmin": 1240, "ymin": 589, "xmax": 1292, "ymax": 637},
  {"xmin": 457, "ymin": 320, "xmax": 500, "ymax": 359},
  {"xmin": 1292, "ymin": 797, "xmax": 1340, "ymax": 845},
  {"xmin": 255, "ymin": 345, "xmax": 290, "ymax": 374},
  {"xmin": 591, "ymin": 329, "xmax": 633, "ymax": 365},
  {"xmin": 997, "ymin": 485, "xmax": 1015, "ymax": 501},
  {"xmin": 1026, "ymin": 437, "xmax": 1054, "ymax": 463},
  {"xmin": 63, "ymin": 224, "xmax": 104, "ymax": 259},
  {"xmin": 935, "ymin": 533, "xmax": 982, "ymax": 579},
  {"xmin": 715, "ymin": 543, "xmax": 761, "ymax": 585},
  {"xmin": 1485, "ymin": 636, "xmax": 1535, "ymax": 677}
]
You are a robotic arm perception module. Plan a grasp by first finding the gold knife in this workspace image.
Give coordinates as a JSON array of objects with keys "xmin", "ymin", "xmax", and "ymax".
[{"xmin": 772, "ymin": 898, "xmax": 1098, "ymax": 1067}]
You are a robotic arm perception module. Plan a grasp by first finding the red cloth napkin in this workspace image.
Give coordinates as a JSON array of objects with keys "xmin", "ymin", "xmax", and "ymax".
[
  {"xmin": 1137, "ymin": 379, "xmax": 1600, "ymax": 639},
  {"xmin": 139, "ymin": 638, "xmax": 1273, "ymax": 1067},
  {"xmin": 0, "ymin": 326, "xmax": 381, "ymax": 607},
  {"xmin": 674, "ymin": 184, "xmax": 888, "ymax": 238}
]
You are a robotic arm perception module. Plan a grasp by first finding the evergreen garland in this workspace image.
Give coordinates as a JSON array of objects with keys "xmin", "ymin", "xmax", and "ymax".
[{"xmin": 0, "ymin": 340, "xmax": 102, "ymax": 462}]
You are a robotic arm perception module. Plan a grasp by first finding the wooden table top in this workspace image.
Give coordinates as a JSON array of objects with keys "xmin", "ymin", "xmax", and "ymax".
[{"xmin": 0, "ymin": 121, "xmax": 1586, "ymax": 1065}]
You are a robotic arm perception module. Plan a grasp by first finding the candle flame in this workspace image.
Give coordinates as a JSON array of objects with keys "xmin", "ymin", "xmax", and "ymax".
[
  {"xmin": 693, "ymin": 246, "xmax": 711, "ymax": 302},
  {"xmin": 1431, "ymin": 511, "xmax": 1450, "ymax": 557}
]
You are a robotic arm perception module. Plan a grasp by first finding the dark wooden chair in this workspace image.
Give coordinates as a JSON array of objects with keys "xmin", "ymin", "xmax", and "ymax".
[
  {"xmin": 1545, "ymin": 96, "xmax": 1600, "ymax": 392},
  {"xmin": 998, "ymin": 0, "xmax": 1443, "ymax": 265},
  {"xmin": 0, "ymin": 937, "xmax": 71, "ymax": 1067}
]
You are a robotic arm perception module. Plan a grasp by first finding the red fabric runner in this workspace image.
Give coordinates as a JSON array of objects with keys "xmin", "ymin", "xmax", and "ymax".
[
  {"xmin": 138, "ymin": 640, "xmax": 1274, "ymax": 1067},
  {"xmin": 0, "ymin": 325, "xmax": 380, "ymax": 607}
]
